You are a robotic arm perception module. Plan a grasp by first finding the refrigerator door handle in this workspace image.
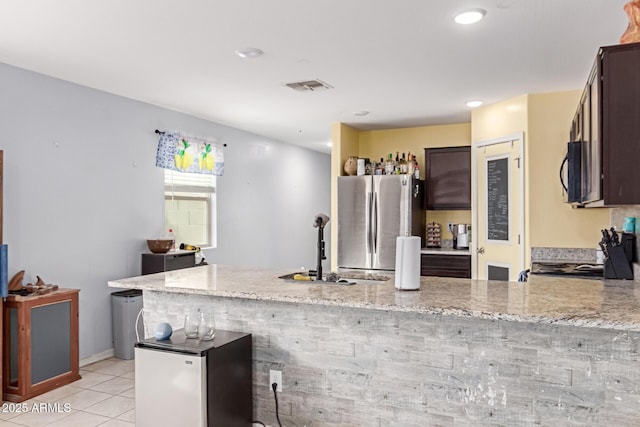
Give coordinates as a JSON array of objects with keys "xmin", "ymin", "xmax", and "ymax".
[
  {"xmin": 366, "ymin": 191, "xmax": 372, "ymax": 254},
  {"xmin": 373, "ymin": 193, "xmax": 379, "ymax": 253}
]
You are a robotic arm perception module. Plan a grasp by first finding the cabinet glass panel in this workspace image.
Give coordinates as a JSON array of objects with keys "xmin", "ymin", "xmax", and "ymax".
[
  {"xmin": 582, "ymin": 65, "xmax": 601, "ymax": 204},
  {"xmin": 587, "ymin": 74, "xmax": 601, "ymax": 202},
  {"xmin": 31, "ymin": 301, "xmax": 71, "ymax": 384}
]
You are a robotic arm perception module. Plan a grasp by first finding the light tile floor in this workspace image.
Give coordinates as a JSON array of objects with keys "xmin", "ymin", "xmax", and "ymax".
[
  {"xmin": 0, "ymin": 358, "xmax": 135, "ymax": 427},
  {"xmin": 0, "ymin": 357, "xmax": 268, "ymax": 427}
]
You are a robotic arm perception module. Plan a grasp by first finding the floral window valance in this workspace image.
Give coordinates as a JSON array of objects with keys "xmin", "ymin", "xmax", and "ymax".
[{"xmin": 155, "ymin": 130, "xmax": 225, "ymax": 176}]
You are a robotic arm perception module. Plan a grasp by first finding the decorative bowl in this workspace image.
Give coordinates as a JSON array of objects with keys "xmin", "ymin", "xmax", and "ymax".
[{"xmin": 147, "ymin": 239, "xmax": 174, "ymax": 253}]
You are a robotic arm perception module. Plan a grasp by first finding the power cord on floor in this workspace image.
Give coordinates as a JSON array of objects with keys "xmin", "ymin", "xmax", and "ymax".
[
  {"xmin": 252, "ymin": 382, "xmax": 282, "ymax": 427},
  {"xmin": 272, "ymin": 382, "xmax": 283, "ymax": 427}
]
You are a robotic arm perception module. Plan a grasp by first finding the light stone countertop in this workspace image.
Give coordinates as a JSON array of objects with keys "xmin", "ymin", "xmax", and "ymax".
[{"xmin": 107, "ymin": 263, "xmax": 640, "ymax": 331}]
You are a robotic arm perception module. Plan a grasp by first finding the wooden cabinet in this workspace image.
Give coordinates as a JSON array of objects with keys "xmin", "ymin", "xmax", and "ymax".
[
  {"xmin": 3, "ymin": 289, "xmax": 80, "ymax": 402},
  {"xmin": 1, "ymin": 150, "xmax": 3, "ymax": 243},
  {"xmin": 570, "ymin": 42, "xmax": 640, "ymax": 206},
  {"xmin": 421, "ymin": 254, "xmax": 471, "ymax": 278},
  {"xmin": 424, "ymin": 147, "xmax": 471, "ymax": 210}
]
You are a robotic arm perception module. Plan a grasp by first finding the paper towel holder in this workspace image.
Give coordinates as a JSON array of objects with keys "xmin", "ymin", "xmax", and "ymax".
[{"xmin": 395, "ymin": 235, "xmax": 421, "ymax": 291}]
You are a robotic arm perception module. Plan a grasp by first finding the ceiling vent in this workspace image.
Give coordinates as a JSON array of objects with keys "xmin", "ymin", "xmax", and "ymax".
[{"xmin": 284, "ymin": 79, "xmax": 333, "ymax": 92}]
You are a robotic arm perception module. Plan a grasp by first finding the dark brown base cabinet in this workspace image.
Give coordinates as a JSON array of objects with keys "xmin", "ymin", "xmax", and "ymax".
[
  {"xmin": 421, "ymin": 254, "xmax": 471, "ymax": 278},
  {"xmin": 570, "ymin": 42, "xmax": 640, "ymax": 206}
]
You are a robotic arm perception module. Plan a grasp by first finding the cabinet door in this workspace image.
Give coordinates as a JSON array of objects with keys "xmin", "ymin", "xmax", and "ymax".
[
  {"xmin": 582, "ymin": 64, "xmax": 601, "ymax": 204},
  {"xmin": 424, "ymin": 147, "xmax": 471, "ymax": 210},
  {"xmin": 601, "ymin": 44, "xmax": 640, "ymax": 205}
]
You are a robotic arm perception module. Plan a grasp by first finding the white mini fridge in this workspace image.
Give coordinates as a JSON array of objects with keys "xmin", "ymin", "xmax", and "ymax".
[{"xmin": 135, "ymin": 329, "xmax": 252, "ymax": 427}]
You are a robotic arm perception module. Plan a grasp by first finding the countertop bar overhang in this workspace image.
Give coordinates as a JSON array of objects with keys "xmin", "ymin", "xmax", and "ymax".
[{"xmin": 108, "ymin": 263, "xmax": 640, "ymax": 331}]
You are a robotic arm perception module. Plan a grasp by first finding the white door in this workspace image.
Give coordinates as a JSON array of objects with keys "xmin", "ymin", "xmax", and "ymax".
[{"xmin": 472, "ymin": 133, "xmax": 525, "ymax": 281}]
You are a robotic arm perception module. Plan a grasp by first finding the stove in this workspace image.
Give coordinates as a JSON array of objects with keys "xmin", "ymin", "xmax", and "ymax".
[{"xmin": 530, "ymin": 262, "xmax": 604, "ymax": 279}]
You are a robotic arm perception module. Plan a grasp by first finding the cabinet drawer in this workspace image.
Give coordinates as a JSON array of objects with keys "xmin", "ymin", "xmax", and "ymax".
[{"xmin": 420, "ymin": 254, "xmax": 471, "ymax": 278}]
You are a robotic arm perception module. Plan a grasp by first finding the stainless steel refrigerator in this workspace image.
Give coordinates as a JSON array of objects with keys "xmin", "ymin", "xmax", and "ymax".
[{"xmin": 338, "ymin": 175, "xmax": 424, "ymax": 271}]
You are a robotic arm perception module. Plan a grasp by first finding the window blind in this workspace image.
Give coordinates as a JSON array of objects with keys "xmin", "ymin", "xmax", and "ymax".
[{"xmin": 164, "ymin": 169, "xmax": 216, "ymax": 194}]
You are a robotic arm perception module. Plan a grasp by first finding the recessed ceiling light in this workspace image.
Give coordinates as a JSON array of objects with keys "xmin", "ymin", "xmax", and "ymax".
[
  {"xmin": 454, "ymin": 9, "xmax": 486, "ymax": 25},
  {"xmin": 353, "ymin": 110, "xmax": 370, "ymax": 117},
  {"xmin": 235, "ymin": 47, "xmax": 264, "ymax": 59},
  {"xmin": 466, "ymin": 100, "xmax": 483, "ymax": 108}
]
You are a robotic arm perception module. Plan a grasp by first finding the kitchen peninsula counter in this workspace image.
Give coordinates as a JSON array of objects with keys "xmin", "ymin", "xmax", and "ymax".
[
  {"xmin": 108, "ymin": 263, "xmax": 640, "ymax": 331},
  {"xmin": 109, "ymin": 264, "xmax": 640, "ymax": 425}
]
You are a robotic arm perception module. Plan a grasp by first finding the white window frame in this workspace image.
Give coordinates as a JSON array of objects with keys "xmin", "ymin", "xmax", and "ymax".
[{"xmin": 164, "ymin": 170, "xmax": 217, "ymax": 248}]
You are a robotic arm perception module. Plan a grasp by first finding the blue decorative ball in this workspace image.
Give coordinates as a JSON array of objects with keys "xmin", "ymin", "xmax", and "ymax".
[{"xmin": 154, "ymin": 322, "xmax": 173, "ymax": 340}]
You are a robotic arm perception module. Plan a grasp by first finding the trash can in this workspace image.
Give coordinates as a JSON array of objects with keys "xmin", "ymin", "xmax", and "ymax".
[{"xmin": 111, "ymin": 289, "xmax": 144, "ymax": 360}]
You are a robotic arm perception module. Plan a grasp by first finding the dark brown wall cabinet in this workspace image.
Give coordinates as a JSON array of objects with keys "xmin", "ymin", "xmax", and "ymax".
[
  {"xmin": 424, "ymin": 147, "xmax": 471, "ymax": 210},
  {"xmin": 570, "ymin": 42, "xmax": 640, "ymax": 206},
  {"xmin": 420, "ymin": 254, "xmax": 471, "ymax": 279}
]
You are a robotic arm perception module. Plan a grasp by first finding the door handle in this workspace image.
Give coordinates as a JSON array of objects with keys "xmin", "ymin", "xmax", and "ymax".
[
  {"xmin": 373, "ymin": 194, "xmax": 379, "ymax": 253},
  {"xmin": 477, "ymin": 247, "xmax": 485, "ymax": 254},
  {"xmin": 366, "ymin": 192, "xmax": 372, "ymax": 254}
]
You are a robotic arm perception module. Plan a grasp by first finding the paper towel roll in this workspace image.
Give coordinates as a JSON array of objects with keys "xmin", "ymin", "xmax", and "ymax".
[{"xmin": 395, "ymin": 236, "xmax": 421, "ymax": 290}]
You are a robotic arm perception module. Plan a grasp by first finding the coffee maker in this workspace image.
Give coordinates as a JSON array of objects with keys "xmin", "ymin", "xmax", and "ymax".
[{"xmin": 449, "ymin": 224, "xmax": 471, "ymax": 249}]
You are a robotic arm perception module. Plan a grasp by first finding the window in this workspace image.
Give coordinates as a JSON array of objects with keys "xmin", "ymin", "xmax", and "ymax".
[{"xmin": 164, "ymin": 169, "xmax": 216, "ymax": 248}]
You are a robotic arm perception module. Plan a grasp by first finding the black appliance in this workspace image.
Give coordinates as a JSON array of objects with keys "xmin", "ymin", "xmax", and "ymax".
[
  {"xmin": 599, "ymin": 229, "xmax": 635, "ymax": 280},
  {"xmin": 560, "ymin": 141, "xmax": 583, "ymax": 204}
]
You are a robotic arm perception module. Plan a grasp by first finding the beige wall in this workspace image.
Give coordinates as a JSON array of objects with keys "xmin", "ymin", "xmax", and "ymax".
[
  {"xmin": 330, "ymin": 123, "xmax": 473, "ymax": 264},
  {"xmin": 472, "ymin": 95, "xmax": 529, "ymax": 143},
  {"xmin": 527, "ymin": 91, "xmax": 610, "ymax": 248},
  {"xmin": 471, "ymin": 95, "xmax": 529, "ymax": 265},
  {"xmin": 331, "ymin": 90, "xmax": 622, "ymax": 272},
  {"xmin": 358, "ymin": 123, "xmax": 471, "ymax": 177},
  {"xmin": 359, "ymin": 123, "xmax": 473, "ymax": 239},
  {"xmin": 472, "ymin": 91, "xmax": 612, "ymax": 263},
  {"xmin": 330, "ymin": 123, "xmax": 359, "ymax": 270}
]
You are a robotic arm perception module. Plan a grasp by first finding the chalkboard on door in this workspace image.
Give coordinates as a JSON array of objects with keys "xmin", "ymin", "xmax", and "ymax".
[{"xmin": 487, "ymin": 157, "xmax": 509, "ymax": 241}]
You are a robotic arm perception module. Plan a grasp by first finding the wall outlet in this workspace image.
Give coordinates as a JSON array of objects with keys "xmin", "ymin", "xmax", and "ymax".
[{"xmin": 270, "ymin": 369, "xmax": 283, "ymax": 392}]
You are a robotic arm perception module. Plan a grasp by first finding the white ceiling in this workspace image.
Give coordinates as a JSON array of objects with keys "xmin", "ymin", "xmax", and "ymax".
[{"xmin": 0, "ymin": 0, "xmax": 630, "ymax": 153}]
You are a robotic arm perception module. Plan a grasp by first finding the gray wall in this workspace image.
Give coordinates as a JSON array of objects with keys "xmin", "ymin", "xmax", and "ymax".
[{"xmin": 0, "ymin": 62, "xmax": 331, "ymax": 360}]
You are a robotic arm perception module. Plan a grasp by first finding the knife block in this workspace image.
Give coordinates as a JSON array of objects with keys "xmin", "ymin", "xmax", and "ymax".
[{"xmin": 604, "ymin": 233, "xmax": 635, "ymax": 279}]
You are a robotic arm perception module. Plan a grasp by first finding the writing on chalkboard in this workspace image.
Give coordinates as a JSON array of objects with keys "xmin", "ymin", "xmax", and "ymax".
[{"xmin": 487, "ymin": 157, "xmax": 509, "ymax": 241}]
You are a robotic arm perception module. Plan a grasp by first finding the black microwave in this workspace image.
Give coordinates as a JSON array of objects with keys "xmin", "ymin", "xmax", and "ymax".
[{"xmin": 560, "ymin": 141, "xmax": 582, "ymax": 204}]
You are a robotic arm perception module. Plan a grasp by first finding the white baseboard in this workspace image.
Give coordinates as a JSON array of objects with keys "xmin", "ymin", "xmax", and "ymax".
[{"xmin": 79, "ymin": 348, "xmax": 115, "ymax": 367}]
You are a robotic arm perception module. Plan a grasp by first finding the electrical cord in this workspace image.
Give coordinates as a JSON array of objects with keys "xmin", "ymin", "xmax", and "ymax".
[{"xmin": 272, "ymin": 382, "xmax": 282, "ymax": 427}]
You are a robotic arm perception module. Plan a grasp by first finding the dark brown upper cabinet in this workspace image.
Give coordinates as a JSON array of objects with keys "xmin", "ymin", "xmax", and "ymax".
[
  {"xmin": 570, "ymin": 42, "xmax": 640, "ymax": 207},
  {"xmin": 424, "ymin": 146, "xmax": 471, "ymax": 210}
]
